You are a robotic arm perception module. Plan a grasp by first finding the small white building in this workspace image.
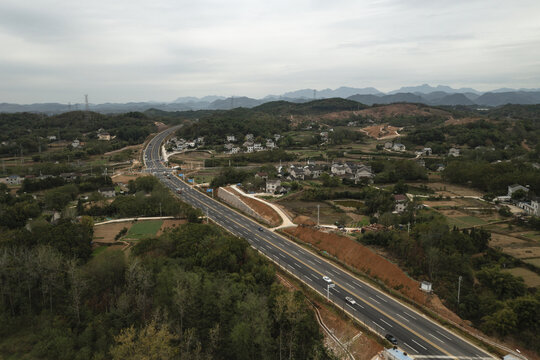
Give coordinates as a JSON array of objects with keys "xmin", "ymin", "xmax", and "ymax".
[
  {"xmin": 266, "ymin": 140, "xmax": 276, "ymax": 149},
  {"xmin": 97, "ymin": 132, "xmax": 111, "ymax": 141},
  {"xmin": 420, "ymin": 281, "xmax": 432, "ymax": 293},
  {"xmin": 448, "ymin": 147, "xmax": 460, "ymax": 157},
  {"xmin": 392, "ymin": 143, "xmax": 406, "ymax": 152},
  {"xmin": 384, "ymin": 141, "xmax": 393, "ymax": 149},
  {"xmin": 422, "ymin": 147, "xmax": 432, "ymax": 156},
  {"xmin": 245, "ymin": 134, "xmax": 254, "ymax": 141},
  {"xmin": 508, "ymin": 184, "xmax": 529, "ymax": 197},
  {"xmin": 1, "ymin": 175, "xmax": 23, "ymax": 185},
  {"xmin": 72, "ymin": 139, "xmax": 81, "ymax": 148},
  {"xmin": 254, "ymin": 143, "xmax": 263, "ymax": 151},
  {"xmin": 226, "ymin": 135, "xmax": 236, "ymax": 142},
  {"xmin": 98, "ymin": 187, "xmax": 116, "ymax": 198},
  {"xmin": 266, "ymin": 179, "xmax": 281, "ymax": 194}
]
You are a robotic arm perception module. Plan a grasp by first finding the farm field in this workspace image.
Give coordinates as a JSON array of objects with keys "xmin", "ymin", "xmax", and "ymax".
[
  {"xmin": 503, "ymin": 267, "xmax": 540, "ymax": 288},
  {"xmin": 490, "ymin": 232, "xmax": 540, "ymax": 264},
  {"xmin": 425, "ymin": 182, "xmax": 485, "ymax": 197},
  {"xmin": 126, "ymin": 220, "xmax": 164, "ymax": 239}
]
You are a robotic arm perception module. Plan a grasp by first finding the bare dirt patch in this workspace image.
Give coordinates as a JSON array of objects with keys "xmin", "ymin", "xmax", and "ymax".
[
  {"xmin": 112, "ymin": 172, "xmax": 145, "ymax": 184},
  {"xmin": 490, "ymin": 233, "xmax": 540, "ymax": 259},
  {"xmin": 283, "ymin": 227, "xmax": 427, "ymax": 304},
  {"xmin": 156, "ymin": 219, "xmax": 187, "ymax": 236},
  {"xmin": 226, "ymin": 187, "xmax": 282, "ymax": 227},
  {"xmin": 360, "ymin": 124, "xmax": 402, "ymax": 140},
  {"xmin": 426, "ymin": 182, "xmax": 485, "ymax": 197},
  {"xmin": 94, "ymin": 222, "xmax": 133, "ymax": 243}
]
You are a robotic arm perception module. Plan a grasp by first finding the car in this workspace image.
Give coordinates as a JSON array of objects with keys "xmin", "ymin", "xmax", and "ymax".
[
  {"xmin": 258, "ymin": 227, "xmax": 263, "ymax": 231},
  {"xmin": 322, "ymin": 276, "xmax": 332, "ymax": 283},
  {"xmin": 385, "ymin": 334, "xmax": 398, "ymax": 345},
  {"xmin": 345, "ymin": 296, "xmax": 356, "ymax": 305}
]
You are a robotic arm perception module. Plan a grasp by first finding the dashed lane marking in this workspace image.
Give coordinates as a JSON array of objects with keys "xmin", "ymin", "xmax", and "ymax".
[
  {"xmin": 380, "ymin": 318, "xmax": 393, "ymax": 328},
  {"xmin": 411, "ymin": 339, "xmax": 427, "ymax": 350}
]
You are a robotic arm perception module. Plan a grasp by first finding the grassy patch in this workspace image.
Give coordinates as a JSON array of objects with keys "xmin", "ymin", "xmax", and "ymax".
[
  {"xmin": 523, "ymin": 258, "xmax": 540, "ymax": 268},
  {"xmin": 334, "ymin": 200, "xmax": 363, "ymax": 208},
  {"xmin": 92, "ymin": 246, "xmax": 108, "ymax": 257},
  {"xmin": 126, "ymin": 220, "xmax": 163, "ymax": 239},
  {"xmin": 503, "ymin": 267, "xmax": 540, "ymax": 288},
  {"xmin": 520, "ymin": 231, "xmax": 540, "ymax": 242}
]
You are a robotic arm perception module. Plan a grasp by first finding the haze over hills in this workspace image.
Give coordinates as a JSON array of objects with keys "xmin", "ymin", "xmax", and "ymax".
[{"xmin": 1, "ymin": 84, "xmax": 540, "ymax": 114}]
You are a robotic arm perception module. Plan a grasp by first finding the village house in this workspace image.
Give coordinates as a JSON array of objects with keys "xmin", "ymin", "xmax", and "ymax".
[
  {"xmin": 392, "ymin": 143, "xmax": 406, "ymax": 152},
  {"xmin": 422, "ymin": 147, "xmax": 432, "ymax": 156},
  {"xmin": 253, "ymin": 143, "xmax": 263, "ymax": 151},
  {"xmin": 71, "ymin": 139, "xmax": 81, "ymax": 148},
  {"xmin": 97, "ymin": 132, "xmax": 111, "ymax": 141},
  {"xmin": 517, "ymin": 198, "xmax": 540, "ymax": 216},
  {"xmin": 266, "ymin": 139, "xmax": 276, "ymax": 149},
  {"xmin": 394, "ymin": 194, "xmax": 408, "ymax": 213},
  {"xmin": 229, "ymin": 147, "xmax": 240, "ymax": 154},
  {"xmin": 448, "ymin": 147, "xmax": 460, "ymax": 157},
  {"xmin": 98, "ymin": 187, "xmax": 116, "ymax": 198},
  {"xmin": 224, "ymin": 143, "xmax": 234, "ymax": 151},
  {"xmin": 289, "ymin": 166, "xmax": 306, "ymax": 180},
  {"xmin": 384, "ymin": 141, "xmax": 393, "ymax": 149},
  {"xmin": 508, "ymin": 184, "xmax": 529, "ymax": 197},
  {"xmin": 245, "ymin": 134, "xmax": 254, "ymax": 141},
  {"xmin": 266, "ymin": 179, "xmax": 281, "ymax": 194},
  {"xmin": 226, "ymin": 135, "xmax": 236, "ymax": 142},
  {"xmin": 246, "ymin": 146, "xmax": 254, "ymax": 153},
  {"xmin": 1, "ymin": 175, "xmax": 23, "ymax": 185},
  {"xmin": 47, "ymin": 135, "xmax": 57, "ymax": 141},
  {"xmin": 274, "ymin": 134, "xmax": 281, "ymax": 141}
]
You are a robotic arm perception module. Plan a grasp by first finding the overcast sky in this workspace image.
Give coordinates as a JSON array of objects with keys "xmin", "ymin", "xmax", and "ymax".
[{"xmin": 1, "ymin": 0, "xmax": 539, "ymax": 103}]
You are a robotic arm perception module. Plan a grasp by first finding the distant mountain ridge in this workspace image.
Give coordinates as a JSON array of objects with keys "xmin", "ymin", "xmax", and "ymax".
[{"xmin": 2, "ymin": 84, "xmax": 540, "ymax": 114}]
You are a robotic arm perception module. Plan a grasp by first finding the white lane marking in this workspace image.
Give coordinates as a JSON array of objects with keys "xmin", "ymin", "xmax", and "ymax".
[
  {"xmin": 379, "ymin": 318, "xmax": 393, "ymax": 328},
  {"xmin": 369, "ymin": 296, "xmax": 381, "ymax": 304},
  {"xmin": 294, "ymin": 262, "xmax": 301, "ymax": 268},
  {"xmin": 411, "ymin": 339, "xmax": 427, "ymax": 350},
  {"xmin": 354, "ymin": 282, "xmax": 363, "ymax": 288},
  {"xmin": 346, "ymin": 303, "xmax": 356, "ymax": 311},
  {"xmin": 291, "ymin": 250, "xmax": 298, "ymax": 255},
  {"xmin": 304, "ymin": 275, "xmax": 313, "ymax": 282},
  {"xmin": 428, "ymin": 333, "xmax": 445, "ymax": 343},
  {"xmin": 287, "ymin": 264, "xmax": 294, "ymax": 270},
  {"xmin": 279, "ymin": 253, "xmax": 286, "ymax": 258},
  {"xmin": 333, "ymin": 288, "xmax": 341, "ymax": 294},
  {"xmin": 396, "ymin": 313, "xmax": 409, "ymax": 322},
  {"xmin": 346, "ymin": 282, "xmax": 354, "ymax": 288},
  {"xmin": 313, "ymin": 258, "xmax": 322, "ymax": 264},
  {"xmin": 307, "ymin": 259, "xmax": 315, "ymax": 265},
  {"xmin": 403, "ymin": 342, "xmax": 419, "ymax": 353},
  {"xmin": 373, "ymin": 322, "xmax": 385, "ymax": 331},
  {"xmin": 435, "ymin": 330, "xmax": 452, "ymax": 341},
  {"xmin": 310, "ymin": 273, "xmax": 319, "ymax": 280},
  {"xmin": 375, "ymin": 294, "xmax": 388, "ymax": 303},
  {"xmin": 404, "ymin": 311, "xmax": 417, "ymax": 320}
]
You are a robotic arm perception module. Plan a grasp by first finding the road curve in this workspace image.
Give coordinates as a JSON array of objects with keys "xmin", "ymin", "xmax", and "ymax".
[{"xmin": 144, "ymin": 126, "xmax": 495, "ymax": 360}]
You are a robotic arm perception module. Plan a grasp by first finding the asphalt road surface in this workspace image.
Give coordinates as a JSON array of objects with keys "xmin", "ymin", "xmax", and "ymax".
[{"xmin": 144, "ymin": 126, "xmax": 494, "ymax": 360}]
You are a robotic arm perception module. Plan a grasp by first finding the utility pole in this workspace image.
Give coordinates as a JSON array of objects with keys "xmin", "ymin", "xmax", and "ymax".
[
  {"xmin": 159, "ymin": 202, "xmax": 162, "ymax": 217},
  {"xmin": 317, "ymin": 204, "xmax": 320, "ymax": 227},
  {"xmin": 206, "ymin": 207, "xmax": 209, "ymax": 224},
  {"xmin": 457, "ymin": 275, "xmax": 463, "ymax": 304}
]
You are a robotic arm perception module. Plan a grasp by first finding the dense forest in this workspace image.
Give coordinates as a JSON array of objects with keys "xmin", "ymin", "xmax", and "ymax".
[{"xmin": 0, "ymin": 210, "xmax": 332, "ymax": 359}]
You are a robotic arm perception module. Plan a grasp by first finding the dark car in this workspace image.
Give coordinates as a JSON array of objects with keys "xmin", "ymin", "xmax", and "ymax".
[
  {"xmin": 385, "ymin": 333, "xmax": 398, "ymax": 345},
  {"xmin": 258, "ymin": 227, "xmax": 263, "ymax": 231}
]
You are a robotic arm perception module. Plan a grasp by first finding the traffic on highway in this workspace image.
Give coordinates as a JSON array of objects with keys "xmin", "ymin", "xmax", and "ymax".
[{"xmin": 144, "ymin": 126, "xmax": 494, "ymax": 360}]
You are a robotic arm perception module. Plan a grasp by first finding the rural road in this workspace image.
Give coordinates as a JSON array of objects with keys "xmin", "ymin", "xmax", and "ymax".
[{"xmin": 145, "ymin": 126, "xmax": 495, "ymax": 360}]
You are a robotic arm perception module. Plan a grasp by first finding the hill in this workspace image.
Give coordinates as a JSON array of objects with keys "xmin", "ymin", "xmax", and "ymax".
[{"xmin": 252, "ymin": 98, "xmax": 366, "ymax": 115}]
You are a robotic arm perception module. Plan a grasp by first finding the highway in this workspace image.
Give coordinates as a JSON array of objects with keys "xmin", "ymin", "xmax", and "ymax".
[{"xmin": 144, "ymin": 126, "xmax": 494, "ymax": 360}]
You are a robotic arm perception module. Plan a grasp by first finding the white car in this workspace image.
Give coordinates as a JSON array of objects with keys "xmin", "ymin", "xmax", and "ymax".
[
  {"xmin": 322, "ymin": 276, "xmax": 332, "ymax": 283},
  {"xmin": 345, "ymin": 296, "xmax": 356, "ymax": 305}
]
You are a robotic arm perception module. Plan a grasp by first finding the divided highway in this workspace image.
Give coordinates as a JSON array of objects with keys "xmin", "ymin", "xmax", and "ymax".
[{"xmin": 144, "ymin": 127, "xmax": 494, "ymax": 360}]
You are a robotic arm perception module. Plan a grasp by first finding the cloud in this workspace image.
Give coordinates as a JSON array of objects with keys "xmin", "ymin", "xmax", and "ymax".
[{"xmin": 0, "ymin": 0, "xmax": 539, "ymax": 102}]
